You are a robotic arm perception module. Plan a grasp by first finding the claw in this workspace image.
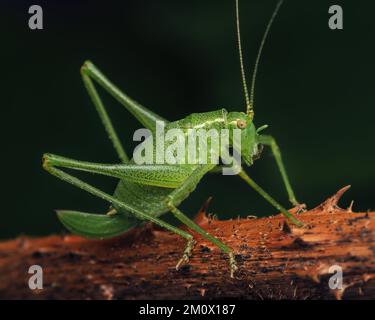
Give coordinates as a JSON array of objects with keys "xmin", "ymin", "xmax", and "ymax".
[
  {"xmin": 106, "ymin": 208, "xmax": 117, "ymax": 216},
  {"xmin": 228, "ymin": 252, "xmax": 238, "ymax": 278},
  {"xmin": 295, "ymin": 203, "xmax": 307, "ymax": 214},
  {"xmin": 176, "ymin": 239, "xmax": 237, "ymax": 278},
  {"xmin": 176, "ymin": 256, "xmax": 189, "ymax": 270},
  {"xmin": 176, "ymin": 238, "xmax": 195, "ymax": 270}
]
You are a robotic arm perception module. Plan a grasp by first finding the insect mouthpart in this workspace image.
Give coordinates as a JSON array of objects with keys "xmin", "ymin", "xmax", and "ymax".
[{"xmin": 252, "ymin": 143, "xmax": 264, "ymax": 162}]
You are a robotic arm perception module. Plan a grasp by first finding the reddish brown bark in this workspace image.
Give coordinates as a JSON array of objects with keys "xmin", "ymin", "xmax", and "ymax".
[{"xmin": 0, "ymin": 186, "xmax": 374, "ymax": 299}]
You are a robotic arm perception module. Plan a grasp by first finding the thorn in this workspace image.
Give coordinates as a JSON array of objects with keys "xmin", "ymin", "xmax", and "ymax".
[
  {"xmin": 281, "ymin": 221, "xmax": 292, "ymax": 234},
  {"xmin": 199, "ymin": 288, "xmax": 206, "ymax": 297},
  {"xmin": 193, "ymin": 197, "xmax": 213, "ymax": 226},
  {"xmin": 200, "ymin": 196, "xmax": 213, "ymax": 213},
  {"xmin": 358, "ymin": 287, "xmax": 364, "ymax": 296},
  {"xmin": 318, "ymin": 185, "xmax": 351, "ymax": 213},
  {"xmin": 293, "ymin": 286, "xmax": 297, "ymax": 298},
  {"xmin": 332, "ymin": 285, "xmax": 349, "ymax": 300},
  {"xmin": 184, "ymin": 283, "xmax": 192, "ymax": 290},
  {"xmin": 363, "ymin": 273, "xmax": 375, "ymax": 282},
  {"xmin": 100, "ymin": 284, "xmax": 114, "ymax": 300},
  {"xmin": 299, "ymin": 262, "xmax": 330, "ymax": 284},
  {"xmin": 289, "ymin": 237, "xmax": 311, "ymax": 249},
  {"xmin": 347, "ymin": 200, "xmax": 354, "ymax": 212}
]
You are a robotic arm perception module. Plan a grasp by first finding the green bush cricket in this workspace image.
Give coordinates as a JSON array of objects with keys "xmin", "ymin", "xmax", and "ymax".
[{"xmin": 42, "ymin": 0, "xmax": 304, "ymax": 278}]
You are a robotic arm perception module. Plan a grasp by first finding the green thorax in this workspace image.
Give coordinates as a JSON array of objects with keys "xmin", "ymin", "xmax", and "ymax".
[{"xmin": 167, "ymin": 109, "xmax": 228, "ymax": 131}]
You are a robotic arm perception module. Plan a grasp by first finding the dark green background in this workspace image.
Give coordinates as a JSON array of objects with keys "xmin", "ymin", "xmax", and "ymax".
[{"xmin": 1, "ymin": 0, "xmax": 374, "ymax": 239}]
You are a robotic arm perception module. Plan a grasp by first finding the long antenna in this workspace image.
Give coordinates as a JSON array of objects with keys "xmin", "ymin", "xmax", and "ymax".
[
  {"xmin": 235, "ymin": 0, "xmax": 251, "ymax": 114},
  {"xmin": 235, "ymin": 0, "xmax": 284, "ymax": 116}
]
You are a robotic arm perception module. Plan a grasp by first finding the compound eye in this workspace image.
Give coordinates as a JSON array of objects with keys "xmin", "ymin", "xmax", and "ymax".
[{"xmin": 237, "ymin": 119, "xmax": 247, "ymax": 129}]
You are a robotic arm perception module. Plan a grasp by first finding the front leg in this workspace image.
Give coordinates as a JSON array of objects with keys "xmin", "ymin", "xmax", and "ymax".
[
  {"xmin": 238, "ymin": 169, "xmax": 304, "ymax": 227},
  {"xmin": 257, "ymin": 134, "xmax": 301, "ymax": 207}
]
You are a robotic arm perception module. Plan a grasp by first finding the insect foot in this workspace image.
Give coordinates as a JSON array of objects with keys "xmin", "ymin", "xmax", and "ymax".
[
  {"xmin": 229, "ymin": 252, "xmax": 238, "ymax": 278},
  {"xmin": 295, "ymin": 203, "xmax": 307, "ymax": 214},
  {"xmin": 176, "ymin": 237, "xmax": 196, "ymax": 271}
]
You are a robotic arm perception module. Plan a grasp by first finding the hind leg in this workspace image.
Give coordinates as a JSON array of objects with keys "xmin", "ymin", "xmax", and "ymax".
[
  {"xmin": 81, "ymin": 61, "xmax": 168, "ymax": 157},
  {"xmin": 42, "ymin": 155, "xmax": 195, "ymax": 270}
]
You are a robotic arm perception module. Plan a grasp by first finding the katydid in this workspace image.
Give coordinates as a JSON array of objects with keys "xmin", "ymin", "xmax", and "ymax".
[{"xmin": 42, "ymin": 0, "xmax": 304, "ymax": 278}]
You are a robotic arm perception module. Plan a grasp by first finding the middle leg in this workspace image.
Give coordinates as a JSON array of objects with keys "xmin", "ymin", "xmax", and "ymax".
[{"xmin": 166, "ymin": 165, "xmax": 238, "ymax": 277}]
